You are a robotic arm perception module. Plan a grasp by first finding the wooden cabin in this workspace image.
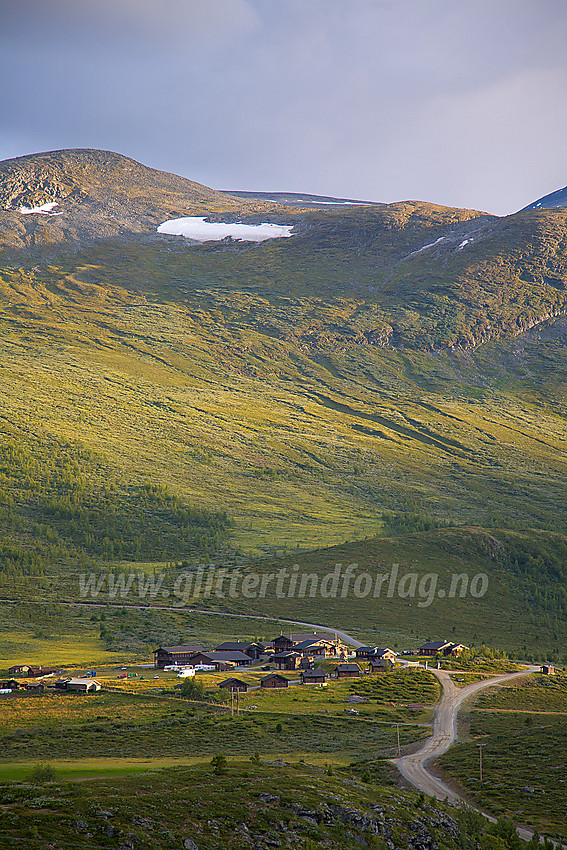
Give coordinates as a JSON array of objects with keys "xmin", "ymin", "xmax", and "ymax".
[
  {"xmin": 218, "ymin": 677, "xmax": 248, "ymax": 692},
  {"xmin": 273, "ymin": 652, "xmax": 302, "ymax": 671},
  {"xmin": 300, "ymin": 668, "xmax": 326, "ymax": 685},
  {"xmin": 153, "ymin": 645, "xmax": 206, "ymax": 669},
  {"xmin": 335, "ymin": 663, "xmax": 362, "ymax": 678},
  {"xmin": 260, "ymin": 673, "xmax": 289, "ymax": 689}
]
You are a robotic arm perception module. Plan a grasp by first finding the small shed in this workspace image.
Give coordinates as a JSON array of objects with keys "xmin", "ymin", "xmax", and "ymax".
[
  {"xmin": 335, "ymin": 663, "xmax": 362, "ymax": 679},
  {"xmin": 260, "ymin": 673, "xmax": 289, "ymax": 689},
  {"xmin": 0, "ymin": 680, "xmax": 20, "ymax": 690},
  {"xmin": 301, "ymin": 668, "xmax": 326, "ymax": 684},
  {"xmin": 25, "ymin": 682, "xmax": 45, "ymax": 692},
  {"xmin": 218, "ymin": 677, "xmax": 248, "ymax": 693},
  {"xmin": 542, "ymin": 665, "xmax": 555, "ymax": 675}
]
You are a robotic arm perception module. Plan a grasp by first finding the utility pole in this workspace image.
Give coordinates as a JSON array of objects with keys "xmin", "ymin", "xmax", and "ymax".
[
  {"xmin": 478, "ymin": 743, "xmax": 484, "ymax": 783},
  {"xmin": 396, "ymin": 724, "xmax": 401, "ymax": 757},
  {"xmin": 231, "ymin": 688, "xmax": 234, "ymax": 717},
  {"xmin": 236, "ymin": 688, "xmax": 240, "ymax": 717}
]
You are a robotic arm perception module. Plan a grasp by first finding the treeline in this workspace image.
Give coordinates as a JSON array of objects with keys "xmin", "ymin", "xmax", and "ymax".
[
  {"xmin": 381, "ymin": 511, "xmax": 455, "ymax": 535},
  {"xmin": 0, "ymin": 431, "xmax": 233, "ymax": 575}
]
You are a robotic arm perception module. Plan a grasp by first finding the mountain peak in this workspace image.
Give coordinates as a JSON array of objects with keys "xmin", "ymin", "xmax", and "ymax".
[
  {"xmin": 520, "ymin": 183, "xmax": 567, "ymax": 212},
  {"xmin": 0, "ymin": 148, "xmax": 229, "ymax": 212}
]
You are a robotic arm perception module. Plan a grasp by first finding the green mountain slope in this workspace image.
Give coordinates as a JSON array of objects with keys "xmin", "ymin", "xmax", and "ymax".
[{"xmin": 0, "ymin": 149, "xmax": 565, "ymax": 653}]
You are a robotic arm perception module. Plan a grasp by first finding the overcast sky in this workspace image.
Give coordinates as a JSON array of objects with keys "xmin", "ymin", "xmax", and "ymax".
[{"xmin": 2, "ymin": 0, "xmax": 566, "ymax": 214}]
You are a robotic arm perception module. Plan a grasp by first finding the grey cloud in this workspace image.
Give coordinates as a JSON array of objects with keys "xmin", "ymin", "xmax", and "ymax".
[{"xmin": 1, "ymin": 0, "xmax": 566, "ymax": 214}]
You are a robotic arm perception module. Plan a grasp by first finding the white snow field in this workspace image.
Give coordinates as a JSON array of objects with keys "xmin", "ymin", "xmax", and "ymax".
[
  {"xmin": 157, "ymin": 216, "xmax": 294, "ymax": 242},
  {"xmin": 19, "ymin": 202, "xmax": 62, "ymax": 215}
]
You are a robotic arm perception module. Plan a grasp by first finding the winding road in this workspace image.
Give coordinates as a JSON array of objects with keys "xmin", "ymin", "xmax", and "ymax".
[
  {"xmin": 393, "ymin": 666, "xmax": 538, "ymax": 802},
  {"xmin": 393, "ymin": 666, "xmax": 546, "ymax": 842}
]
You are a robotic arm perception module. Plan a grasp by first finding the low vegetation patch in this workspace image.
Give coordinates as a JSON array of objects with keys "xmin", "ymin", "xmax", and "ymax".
[
  {"xmin": 0, "ymin": 429, "xmax": 233, "ymax": 576},
  {"xmin": 0, "ymin": 759, "xmax": 533, "ymax": 849},
  {"xmin": 474, "ymin": 671, "xmax": 567, "ymax": 713}
]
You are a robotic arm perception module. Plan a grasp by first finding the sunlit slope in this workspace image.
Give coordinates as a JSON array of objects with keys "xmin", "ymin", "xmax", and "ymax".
[{"xmin": 0, "ymin": 260, "xmax": 564, "ymax": 552}]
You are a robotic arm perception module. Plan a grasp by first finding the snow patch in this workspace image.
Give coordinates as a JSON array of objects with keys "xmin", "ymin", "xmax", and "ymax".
[
  {"xmin": 311, "ymin": 200, "xmax": 374, "ymax": 206},
  {"xmin": 19, "ymin": 202, "xmax": 63, "ymax": 216},
  {"xmin": 157, "ymin": 216, "xmax": 294, "ymax": 243},
  {"xmin": 405, "ymin": 236, "xmax": 445, "ymax": 259},
  {"xmin": 457, "ymin": 239, "xmax": 470, "ymax": 250}
]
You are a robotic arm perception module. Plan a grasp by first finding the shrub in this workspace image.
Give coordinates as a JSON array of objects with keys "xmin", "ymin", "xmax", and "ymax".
[
  {"xmin": 28, "ymin": 763, "xmax": 57, "ymax": 783},
  {"xmin": 179, "ymin": 678, "xmax": 206, "ymax": 700},
  {"xmin": 211, "ymin": 753, "xmax": 227, "ymax": 775}
]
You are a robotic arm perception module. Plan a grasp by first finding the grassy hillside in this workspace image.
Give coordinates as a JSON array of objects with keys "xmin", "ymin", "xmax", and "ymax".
[
  {"xmin": 0, "ymin": 425, "xmax": 232, "ymax": 577},
  {"xmin": 0, "ymin": 254, "xmax": 564, "ymax": 548},
  {"xmin": 171, "ymin": 528, "xmax": 566, "ymax": 659},
  {"xmin": 0, "ymin": 150, "xmax": 565, "ymax": 660}
]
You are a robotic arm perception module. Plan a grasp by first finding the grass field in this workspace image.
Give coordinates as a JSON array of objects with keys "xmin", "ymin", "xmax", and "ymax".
[{"xmin": 473, "ymin": 670, "xmax": 567, "ymax": 712}]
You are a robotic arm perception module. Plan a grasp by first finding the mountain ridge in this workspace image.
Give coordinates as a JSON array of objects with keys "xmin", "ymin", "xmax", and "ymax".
[
  {"xmin": 0, "ymin": 148, "xmax": 298, "ymax": 253},
  {"xmin": 1, "ymin": 149, "xmax": 566, "ymax": 353}
]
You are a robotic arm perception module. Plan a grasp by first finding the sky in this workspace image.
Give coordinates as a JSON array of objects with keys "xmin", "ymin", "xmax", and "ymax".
[{"xmin": 1, "ymin": 0, "xmax": 567, "ymax": 215}]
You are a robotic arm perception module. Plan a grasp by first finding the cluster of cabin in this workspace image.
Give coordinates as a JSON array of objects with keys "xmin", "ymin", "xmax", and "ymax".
[
  {"xmin": 154, "ymin": 633, "xmax": 406, "ymax": 690},
  {"xmin": 219, "ymin": 659, "xmax": 392, "ymax": 692},
  {"xmin": 0, "ymin": 676, "xmax": 101, "ymax": 695},
  {"xmin": 153, "ymin": 635, "xmax": 470, "ymax": 673},
  {"xmin": 1, "ymin": 635, "xmax": 473, "ymax": 699},
  {"xmin": 7, "ymin": 664, "xmax": 60, "ymax": 677},
  {"xmin": 0, "ymin": 662, "xmax": 102, "ymax": 697},
  {"xmin": 153, "ymin": 632, "xmax": 350, "ymax": 673}
]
